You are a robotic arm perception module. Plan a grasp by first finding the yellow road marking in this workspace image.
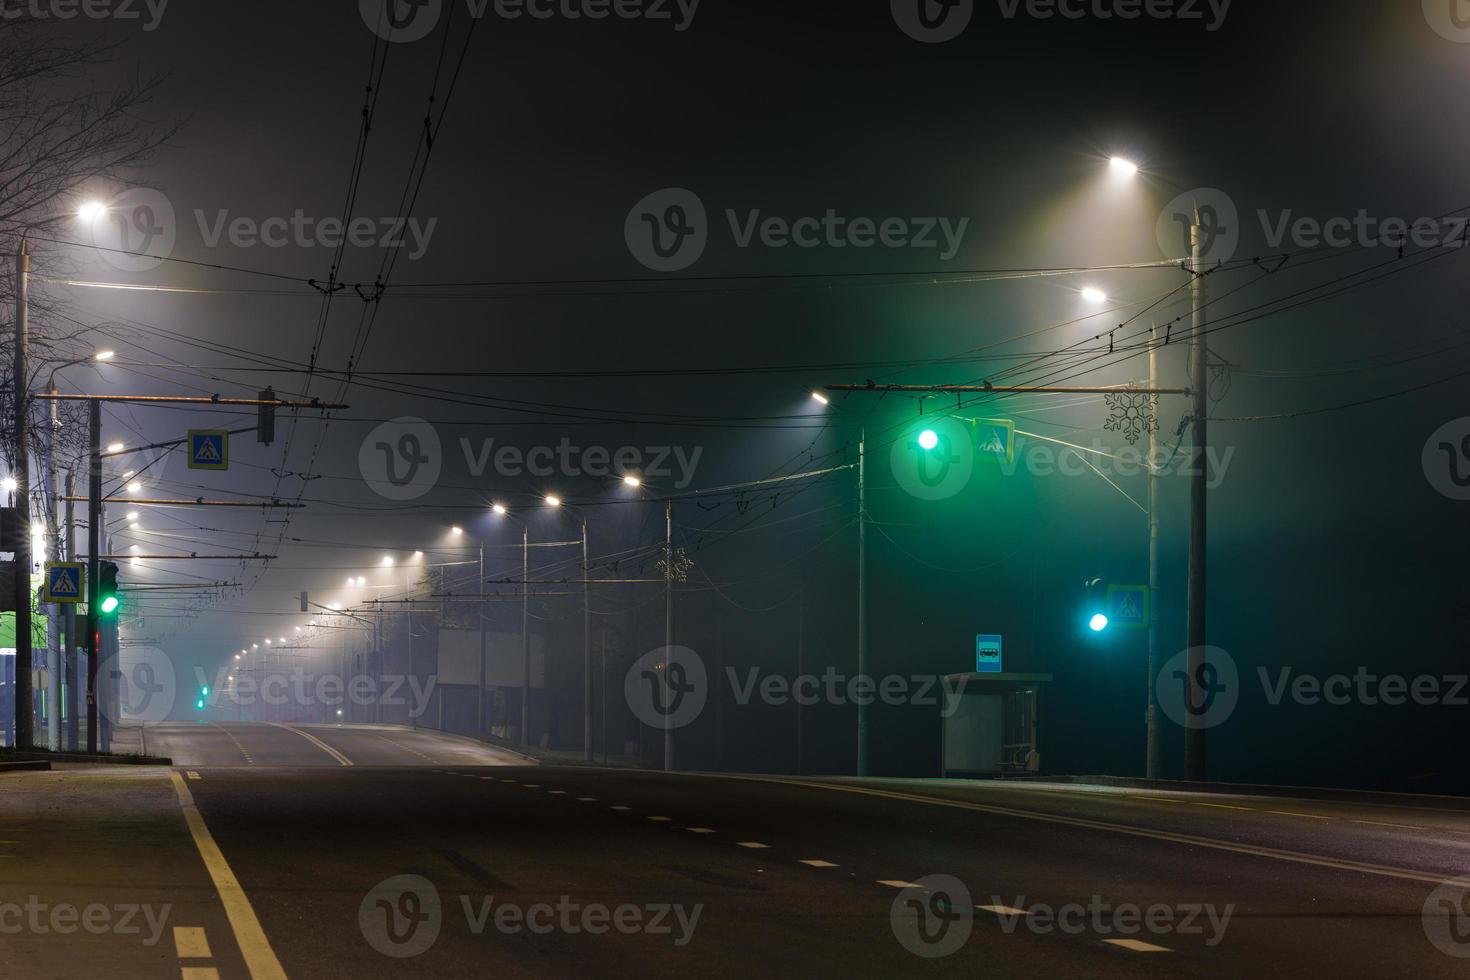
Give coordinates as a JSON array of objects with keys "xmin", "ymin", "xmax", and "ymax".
[
  {"xmin": 169, "ymin": 772, "xmax": 288, "ymax": 980},
  {"xmin": 268, "ymin": 723, "xmax": 352, "ymax": 766},
  {"xmin": 181, "ymin": 969, "xmax": 222, "ymax": 980},
  {"xmin": 879, "ymin": 880, "xmax": 922, "ymax": 888},
  {"xmin": 978, "ymin": 904, "xmax": 1029, "ymax": 915},
  {"xmin": 174, "ymin": 926, "xmax": 212, "ymax": 958},
  {"xmin": 801, "ymin": 859, "xmax": 838, "ymax": 868},
  {"xmin": 1104, "ymin": 938, "xmax": 1171, "ymax": 952}
]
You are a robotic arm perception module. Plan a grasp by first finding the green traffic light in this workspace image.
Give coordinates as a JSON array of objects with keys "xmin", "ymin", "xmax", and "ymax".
[
  {"xmin": 99, "ymin": 595, "xmax": 119, "ymax": 614},
  {"xmin": 201, "ymin": 686, "xmax": 210, "ymax": 697},
  {"xmin": 195, "ymin": 699, "xmax": 205, "ymax": 710},
  {"xmin": 1089, "ymin": 613, "xmax": 1110, "ymax": 632},
  {"xmin": 917, "ymin": 429, "xmax": 939, "ymax": 451}
]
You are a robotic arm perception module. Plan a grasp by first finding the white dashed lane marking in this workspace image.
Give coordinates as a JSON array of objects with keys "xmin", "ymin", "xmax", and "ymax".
[
  {"xmin": 800, "ymin": 859, "xmax": 839, "ymax": 868},
  {"xmin": 878, "ymin": 880, "xmax": 922, "ymax": 888},
  {"xmin": 609, "ymin": 806, "xmax": 631, "ymax": 811},
  {"xmin": 737, "ymin": 842, "xmax": 770, "ymax": 849},
  {"xmin": 686, "ymin": 827, "xmax": 716, "ymax": 834},
  {"xmin": 978, "ymin": 904, "xmax": 1029, "ymax": 916}
]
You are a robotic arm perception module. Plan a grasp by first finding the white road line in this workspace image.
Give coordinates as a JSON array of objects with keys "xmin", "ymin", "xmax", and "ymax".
[
  {"xmin": 800, "ymin": 859, "xmax": 839, "ymax": 868},
  {"xmin": 210, "ymin": 724, "xmax": 255, "ymax": 766},
  {"xmin": 1352, "ymin": 820, "xmax": 1423, "ymax": 830},
  {"xmin": 577, "ymin": 797, "xmax": 597, "ymax": 802},
  {"xmin": 173, "ymin": 926, "xmax": 212, "ymax": 959},
  {"xmin": 186, "ymin": 772, "xmax": 201, "ymax": 781},
  {"xmin": 687, "ymin": 827, "xmax": 716, "ymax": 834},
  {"xmin": 522, "ymin": 783, "xmax": 541, "ymax": 788},
  {"xmin": 1265, "ymin": 810, "xmax": 1330, "ymax": 820},
  {"xmin": 1103, "ymin": 938, "xmax": 1171, "ymax": 953},
  {"xmin": 647, "ymin": 816, "xmax": 672, "ymax": 823},
  {"xmin": 737, "ymin": 842, "xmax": 770, "ymax": 849},
  {"xmin": 609, "ymin": 805, "xmax": 631, "ymax": 811},
  {"xmin": 878, "ymin": 880, "xmax": 922, "ymax": 888},
  {"xmin": 753, "ymin": 778, "xmax": 1454, "ymax": 885},
  {"xmin": 168, "ymin": 772, "xmax": 288, "ymax": 980},
  {"xmin": 977, "ymin": 904, "xmax": 1029, "ymax": 916},
  {"xmin": 267, "ymin": 723, "xmax": 352, "ymax": 767},
  {"xmin": 547, "ymin": 790, "xmax": 567, "ymax": 795}
]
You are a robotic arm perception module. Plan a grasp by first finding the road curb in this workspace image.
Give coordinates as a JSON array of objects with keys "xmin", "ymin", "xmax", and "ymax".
[
  {"xmin": 2, "ymin": 751, "xmax": 172, "ymax": 766},
  {"xmin": 0, "ymin": 760, "xmax": 51, "ymax": 772}
]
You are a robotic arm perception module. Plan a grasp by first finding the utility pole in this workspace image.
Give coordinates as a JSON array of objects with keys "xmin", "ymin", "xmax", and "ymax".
[
  {"xmin": 1146, "ymin": 326, "xmax": 1163, "ymax": 779},
  {"xmin": 477, "ymin": 541, "xmax": 485, "ymax": 736},
  {"xmin": 520, "ymin": 526, "xmax": 529, "ymax": 747},
  {"xmin": 664, "ymin": 499, "xmax": 674, "ymax": 772},
  {"xmin": 12, "ymin": 239, "xmax": 31, "ymax": 750},
  {"xmin": 63, "ymin": 469, "xmax": 76, "ymax": 750},
  {"xmin": 796, "ymin": 586, "xmax": 804, "ymax": 776},
  {"xmin": 85, "ymin": 401, "xmax": 99, "ymax": 753},
  {"xmin": 42, "ymin": 379, "xmax": 59, "ymax": 750},
  {"xmin": 1184, "ymin": 211, "xmax": 1209, "ymax": 782},
  {"xmin": 856, "ymin": 429, "xmax": 868, "ymax": 777},
  {"xmin": 582, "ymin": 517, "xmax": 592, "ymax": 763}
]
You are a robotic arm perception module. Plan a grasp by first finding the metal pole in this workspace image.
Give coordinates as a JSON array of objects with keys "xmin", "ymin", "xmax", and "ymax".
[
  {"xmin": 405, "ymin": 565, "xmax": 413, "ymax": 728},
  {"xmin": 477, "ymin": 542, "xmax": 485, "ymax": 736},
  {"xmin": 663, "ymin": 499, "xmax": 673, "ymax": 772},
  {"xmin": 43, "ymin": 384, "xmax": 59, "ymax": 750},
  {"xmin": 63, "ymin": 469, "xmax": 76, "ymax": 750},
  {"xmin": 520, "ymin": 527, "xmax": 529, "ymax": 747},
  {"xmin": 1184, "ymin": 212, "xmax": 1209, "ymax": 782},
  {"xmin": 857, "ymin": 429, "xmax": 868, "ymax": 776},
  {"xmin": 600, "ymin": 629, "xmax": 607, "ymax": 764},
  {"xmin": 1146, "ymin": 326, "xmax": 1163, "ymax": 779},
  {"xmin": 583, "ymin": 518, "xmax": 592, "ymax": 763},
  {"xmin": 85, "ymin": 401, "xmax": 100, "ymax": 753},
  {"xmin": 12, "ymin": 239, "xmax": 31, "ymax": 749}
]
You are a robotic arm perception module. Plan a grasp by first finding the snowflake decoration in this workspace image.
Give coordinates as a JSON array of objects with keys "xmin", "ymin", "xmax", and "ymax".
[{"xmin": 1104, "ymin": 390, "xmax": 1160, "ymax": 445}]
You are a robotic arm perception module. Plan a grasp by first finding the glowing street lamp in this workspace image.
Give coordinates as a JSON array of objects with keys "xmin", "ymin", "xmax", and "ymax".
[
  {"xmin": 1109, "ymin": 157, "xmax": 1139, "ymax": 177},
  {"xmin": 95, "ymin": 350, "xmax": 116, "ymax": 362},
  {"xmin": 545, "ymin": 495, "xmax": 562, "ymax": 508},
  {"xmin": 623, "ymin": 475, "xmax": 641, "ymax": 488},
  {"xmin": 1081, "ymin": 287, "xmax": 1108, "ymax": 304},
  {"xmin": 492, "ymin": 503, "xmax": 508, "ymax": 516},
  {"xmin": 77, "ymin": 201, "xmax": 107, "ymax": 223},
  {"xmin": 917, "ymin": 429, "xmax": 940, "ymax": 452},
  {"xmin": 811, "ymin": 391, "xmax": 830, "ymax": 405}
]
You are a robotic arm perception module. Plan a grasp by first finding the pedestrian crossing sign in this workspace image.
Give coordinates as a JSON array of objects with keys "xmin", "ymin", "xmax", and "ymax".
[
  {"xmin": 188, "ymin": 430, "xmax": 229, "ymax": 471},
  {"xmin": 44, "ymin": 562, "xmax": 85, "ymax": 604},
  {"xmin": 975, "ymin": 419, "xmax": 1015, "ymax": 463},
  {"xmin": 1107, "ymin": 584, "xmax": 1149, "ymax": 630}
]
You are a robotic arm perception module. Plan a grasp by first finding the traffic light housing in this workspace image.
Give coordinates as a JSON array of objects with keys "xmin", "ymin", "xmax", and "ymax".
[
  {"xmin": 98, "ymin": 561, "xmax": 120, "ymax": 616},
  {"xmin": 258, "ymin": 387, "xmax": 276, "ymax": 446},
  {"xmin": 1084, "ymin": 577, "xmax": 1109, "ymax": 633}
]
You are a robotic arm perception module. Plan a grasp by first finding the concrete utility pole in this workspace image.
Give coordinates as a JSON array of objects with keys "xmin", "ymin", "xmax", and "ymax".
[
  {"xmin": 582, "ymin": 517, "xmax": 592, "ymax": 763},
  {"xmin": 520, "ymin": 526, "xmax": 529, "ymax": 747},
  {"xmin": 63, "ymin": 470, "xmax": 76, "ymax": 750},
  {"xmin": 856, "ymin": 429, "xmax": 868, "ymax": 777},
  {"xmin": 477, "ymin": 541, "xmax": 485, "ymax": 736},
  {"xmin": 1146, "ymin": 326, "xmax": 1163, "ymax": 778},
  {"xmin": 85, "ymin": 401, "xmax": 99, "ymax": 753},
  {"xmin": 664, "ymin": 499, "xmax": 673, "ymax": 772},
  {"xmin": 12, "ymin": 239, "xmax": 31, "ymax": 749},
  {"xmin": 1184, "ymin": 211, "xmax": 1209, "ymax": 782}
]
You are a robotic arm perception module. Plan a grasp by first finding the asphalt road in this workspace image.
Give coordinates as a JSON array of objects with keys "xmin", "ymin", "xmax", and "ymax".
[{"xmin": 5, "ymin": 722, "xmax": 1470, "ymax": 978}]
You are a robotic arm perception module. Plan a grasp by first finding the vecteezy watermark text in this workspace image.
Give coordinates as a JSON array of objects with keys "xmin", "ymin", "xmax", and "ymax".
[
  {"xmin": 988, "ymin": 896, "xmax": 1233, "ymax": 946},
  {"xmin": 358, "ymin": 875, "xmax": 700, "ymax": 958},
  {"xmin": 195, "ymin": 211, "xmax": 438, "ymax": 260},
  {"xmin": 461, "ymin": 437, "xmax": 702, "ymax": 488},
  {"xmin": 360, "ymin": 0, "xmax": 700, "ymax": 43},
  {"xmin": 0, "ymin": 898, "xmax": 171, "ymax": 946},
  {"xmin": 625, "ymin": 188, "xmax": 971, "ymax": 272},
  {"xmin": 0, "ymin": 0, "xmax": 168, "ymax": 30},
  {"xmin": 891, "ymin": 0, "xmax": 1231, "ymax": 43}
]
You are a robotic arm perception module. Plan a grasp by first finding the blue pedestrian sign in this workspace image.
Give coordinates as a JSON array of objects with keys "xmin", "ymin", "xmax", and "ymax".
[
  {"xmin": 976, "ymin": 634, "xmax": 1003, "ymax": 673},
  {"xmin": 1107, "ymin": 584, "xmax": 1149, "ymax": 630},
  {"xmin": 188, "ymin": 429, "xmax": 229, "ymax": 471},
  {"xmin": 975, "ymin": 419, "xmax": 1015, "ymax": 463},
  {"xmin": 43, "ymin": 562, "xmax": 85, "ymax": 604}
]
